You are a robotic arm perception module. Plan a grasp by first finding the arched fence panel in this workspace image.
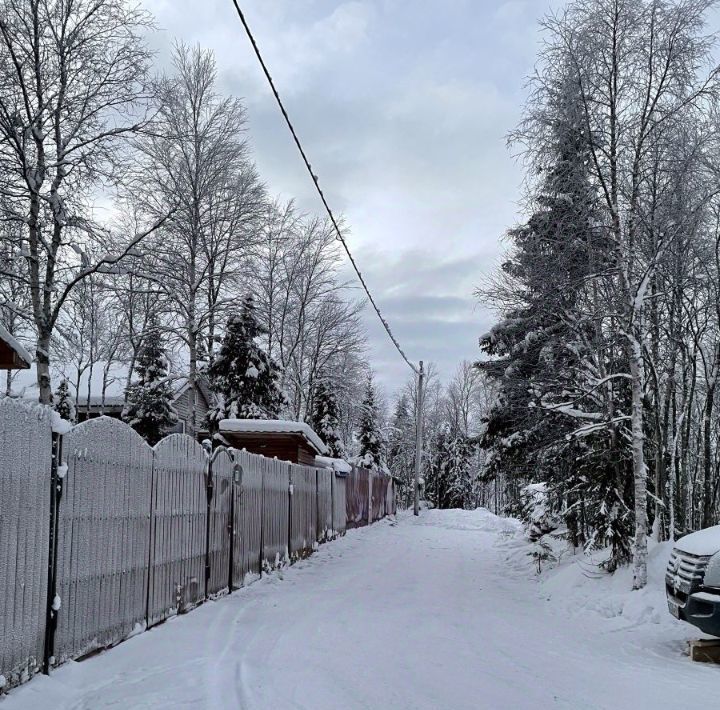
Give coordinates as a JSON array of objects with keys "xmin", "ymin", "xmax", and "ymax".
[
  {"xmin": 0, "ymin": 403, "xmax": 408, "ymax": 696},
  {"xmin": 331, "ymin": 473, "xmax": 347, "ymax": 537},
  {"xmin": 231, "ymin": 450, "xmax": 263, "ymax": 587},
  {"xmin": 207, "ymin": 448, "xmax": 233, "ymax": 597},
  {"xmin": 147, "ymin": 435, "xmax": 207, "ymax": 627},
  {"xmin": 0, "ymin": 400, "xmax": 52, "ymax": 689},
  {"xmin": 289, "ymin": 464, "xmax": 317, "ymax": 559},
  {"xmin": 54, "ymin": 417, "xmax": 153, "ymax": 664},
  {"xmin": 316, "ymin": 468, "xmax": 333, "ymax": 542},
  {"xmin": 261, "ymin": 457, "xmax": 289, "ymax": 570}
]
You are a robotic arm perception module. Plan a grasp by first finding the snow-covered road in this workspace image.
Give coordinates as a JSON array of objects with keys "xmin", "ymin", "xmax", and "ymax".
[{"xmin": 5, "ymin": 509, "xmax": 720, "ymax": 709}]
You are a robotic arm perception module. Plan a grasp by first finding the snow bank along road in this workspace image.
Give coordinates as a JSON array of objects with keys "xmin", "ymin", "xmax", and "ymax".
[{"xmin": 5, "ymin": 509, "xmax": 720, "ymax": 709}]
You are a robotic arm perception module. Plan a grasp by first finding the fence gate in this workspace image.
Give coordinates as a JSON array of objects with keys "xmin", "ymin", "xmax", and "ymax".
[
  {"xmin": 231, "ymin": 449, "xmax": 263, "ymax": 587},
  {"xmin": 147, "ymin": 435, "xmax": 207, "ymax": 627},
  {"xmin": 0, "ymin": 399, "xmax": 51, "ymax": 689},
  {"xmin": 207, "ymin": 448, "xmax": 233, "ymax": 597},
  {"xmin": 54, "ymin": 418, "xmax": 153, "ymax": 664}
]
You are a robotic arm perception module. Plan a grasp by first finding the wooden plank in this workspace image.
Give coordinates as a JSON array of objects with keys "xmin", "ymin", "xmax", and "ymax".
[{"xmin": 690, "ymin": 639, "xmax": 720, "ymax": 663}]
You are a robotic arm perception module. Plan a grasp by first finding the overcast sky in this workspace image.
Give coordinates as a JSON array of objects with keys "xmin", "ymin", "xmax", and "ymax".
[{"xmin": 142, "ymin": 0, "xmax": 552, "ymax": 393}]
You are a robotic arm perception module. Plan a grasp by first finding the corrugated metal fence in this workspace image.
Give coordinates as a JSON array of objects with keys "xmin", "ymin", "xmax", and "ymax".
[
  {"xmin": 0, "ymin": 405, "xmax": 397, "ymax": 692},
  {"xmin": 0, "ymin": 399, "xmax": 51, "ymax": 688}
]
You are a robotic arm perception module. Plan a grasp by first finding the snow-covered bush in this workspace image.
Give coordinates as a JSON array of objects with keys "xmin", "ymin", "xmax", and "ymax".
[
  {"xmin": 519, "ymin": 482, "xmax": 559, "ymax": 541},
  {"xmin": 53, "ymin": 379, "xmax": 76, "ymax": 423}
]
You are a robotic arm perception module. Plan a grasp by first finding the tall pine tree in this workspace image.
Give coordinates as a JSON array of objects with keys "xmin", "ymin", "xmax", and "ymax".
[
  {"xmin": 357, "ymin": 374, "xmax": 382, "ymax": 470},
  {"xmin": 426, "ymin": 424, "xmax": 474, "ymax": 509},
  {"xmin": 206, "ymin": 294, "xmax": 285, "ymax": 429},
  {"xmin": 387, "ymin": 394, "xmax": 415, "ymax": 504},
  {"xmin": 122, "ymin": 322, "xmax": 178, "ymax": 445},
  {"xmin": 479, "ymin": 76, "xmax": 631, "ymax": 566},
  {"xmin": 309, "ymin": 377, "xmax": 344, "ymax": 458}
]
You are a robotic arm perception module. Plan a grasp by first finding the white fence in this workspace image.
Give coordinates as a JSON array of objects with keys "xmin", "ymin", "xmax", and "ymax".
[{"xmin": 0, "ymin": 401, "xmax": 396, "ymax": 692}]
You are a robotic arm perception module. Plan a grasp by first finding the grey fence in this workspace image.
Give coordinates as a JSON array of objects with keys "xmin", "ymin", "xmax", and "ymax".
[
  {"xmin": 148, "ymin": 434, "xmax": 206, "ymax": 627},
  {"xmin": 0, "ymin": 399, "xmax": 51, "ymax": 688},
  {"xmin": 54, "ymin": 418, "xmax": 153, "ymax": 664},
  {"xmin": 290, "ymin": 464, "xmax": 318, "ymax": 559},
  {"xmin": 332, "ymin": 473, "xmax": 347, "ymax": 536},
  {"xmin": 231, "ymin": 449, "xmax": 263, "ymax": 587},
  {"xmin": 0, "ymin": 405, "xmax": 396, "ymax": 693},
  {"xmin": 346, "ymin": 466, "xmax": 370, "ymax": 528},
  {"xmin": 259, "ymin": 456, "xmax": 290, "ymax": 571},
  {"xmin": 207, "ymin": 448, "xmax": 233, "ymax": 598},
  {"xmin": 317, "ymin": 468, "xmax": 333, "ymax": 542}
]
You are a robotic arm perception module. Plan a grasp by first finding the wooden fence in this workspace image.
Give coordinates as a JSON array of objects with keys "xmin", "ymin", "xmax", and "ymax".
[{"xmin": 0, "ymin": 402, "xmax": 396, "ymax": 692}]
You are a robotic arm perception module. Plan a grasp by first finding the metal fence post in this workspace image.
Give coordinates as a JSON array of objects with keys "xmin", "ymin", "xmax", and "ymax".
[
  {"xmin": 204, "ymin": 456, "xmax": 214, "ymax": 599},
  {"xmin": 42, "ymin": 432, "xmax": 63, "ymax": 675},
  {"xmin": 315, "ymin": 468, "xmax": 320, "ymax": 543},
  {"xmin": 287, "ymin": 463, "xmax": 293, "ymax": 562},
  {"xmin": 259, "ymin": 461, "xmax": 265, "ymax": 578}
]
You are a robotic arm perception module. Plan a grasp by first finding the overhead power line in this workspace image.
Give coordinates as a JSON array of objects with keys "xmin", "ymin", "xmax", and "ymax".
[{"xmin": 229, "ymin": 0, "xmax": 418, "ymax": 375}]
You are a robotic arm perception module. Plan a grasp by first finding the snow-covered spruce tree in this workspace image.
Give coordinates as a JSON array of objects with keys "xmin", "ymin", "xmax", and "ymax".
[
  {"xmin": 387, "ymin": 393, "xmax": 416, "ymax": 506},
  {"xmin": 122, "ymin": 323, "xmax": 178, "ymax": 445},
  {"xmin": 479, "ymin": 72, "xmax": 634, "ymax": 569},
  {"xmin": 505, "ymin": 0, "xmax": 720, "ymax": 588},
  {"xmin": 206, "ymin": 294, "xmax": 285, "ymax": 430},
  {"xmin": 53, "ymin": 379, "xmax": 76, "ymax": 424},
  {"xmin": 309, "ymin": 377, "xmax": 345, "ymax": 458},
  {"xmin": 357, "ymin": 374, "xmax": 383, "ymax": 470},
  {"xmin": 425, "ymin": 424, "xmax": 474, "ymax": 509}
]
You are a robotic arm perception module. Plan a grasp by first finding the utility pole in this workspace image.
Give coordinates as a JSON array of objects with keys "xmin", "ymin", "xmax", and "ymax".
[{"xmin": 414, "ymin": 360, "xmax": 424, "ymax": 516}]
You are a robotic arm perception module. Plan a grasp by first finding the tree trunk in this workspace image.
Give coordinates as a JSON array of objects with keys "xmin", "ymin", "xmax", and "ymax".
[
  {"xmin": 630, "ymin": 332, "xmax": 648, "ymax": 590},
  {"xmin": 703, "ymin": 384, "xmax": 715, "ymax": 527},
  {"xmin": 36, "ymin": 331, "xmax": 53, "ymax": 405}
]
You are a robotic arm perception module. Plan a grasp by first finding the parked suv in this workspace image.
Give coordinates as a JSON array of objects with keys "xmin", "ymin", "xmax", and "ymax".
[{"xmin": 666, "ymin": 526, "xmax": 720, "ymax": 635}]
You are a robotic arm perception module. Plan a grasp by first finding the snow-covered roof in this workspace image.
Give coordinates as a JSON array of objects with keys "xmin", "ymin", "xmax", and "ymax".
[
  {"xmin": 219, "ymin": 419, "xmax": 329, "ymax": 455},
  {"xmin": 315, "ymin": 456, "xmax": 352, "ymax": 474},
  {"xmin": 0, "ymin": 324, "xmax": 32, "ymax": 369}
]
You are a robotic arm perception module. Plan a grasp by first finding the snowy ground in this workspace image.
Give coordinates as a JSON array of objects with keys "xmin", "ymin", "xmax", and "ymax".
[{"xmin": 4, "ymin": 509, "xmax": 720, "ymax": 709}]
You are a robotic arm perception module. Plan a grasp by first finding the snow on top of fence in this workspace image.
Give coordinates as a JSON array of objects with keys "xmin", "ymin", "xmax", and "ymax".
[
  {"xmin": 50, "ymin": 410, "xmax": 73, "ymax": 434},
  {"xmin": 315, "ymin": 456, "xmax": 352, "ymax": 474},
  {"xmin": 0, "ymin": 323, "xmax": 32, "ymax": 366},
  {"xmin": 219, "ymin": 418, "xmax": 329, "ymax": 455}
]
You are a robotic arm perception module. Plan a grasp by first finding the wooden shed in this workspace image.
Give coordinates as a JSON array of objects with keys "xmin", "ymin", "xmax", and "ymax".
[
  {"xmin": 0, "ymin": 324, "xmax": 31, "ymax": 370},
  {"xmin": 218, "ymin": 419, "xmax": 328, "ymax": 465}
]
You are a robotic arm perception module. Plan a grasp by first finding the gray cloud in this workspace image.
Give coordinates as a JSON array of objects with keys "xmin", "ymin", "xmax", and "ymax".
[{"xmin": 141, "ymin": 0, "xmax": 546, "ymax": 394}]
